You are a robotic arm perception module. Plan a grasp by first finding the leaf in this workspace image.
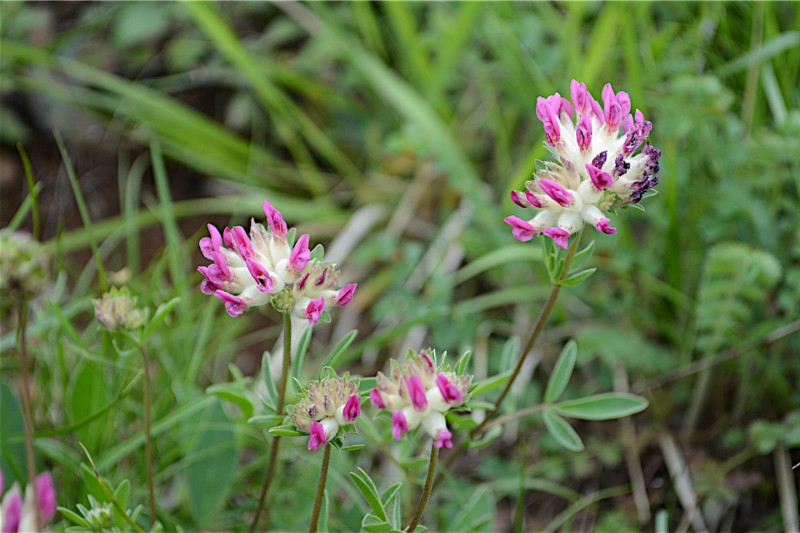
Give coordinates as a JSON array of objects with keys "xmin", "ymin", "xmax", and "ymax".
[
  {"xmin": 349, "ymin": 468, "xmax": 388, "ymax": 522},
  {"xmin": 143, "ymin": 297, "xmax": 180, "ymax": 340},
  {"xmin": 320, "ymin": 329, "xmax": 358, "ymax": 370},
  {"xmin": 0, "ymin": 381, "xmax": 26, "ymax": 486},
  {"xmin": 543, "ymin": 410, "xmax": 584, "ymax": 452},
  {"xmin": 545, "ymin": 340, "xmax": 577, "ymax": 403},
  {"xmin": 470, "ymin": 371, "xmax": 512, "ymax": 397},
  {"xmin": 455, "ymin": 350, "xmax": 472, "ymax": 375},
  {"xmin": 183, "ymin": 398, "xmax": 238, "ymax": 526},
  {"xmin": 468, "ymin": 426, "xmax": 503, "ymax": 449},
  {"xmin": 341, "ymin": 444, "xmax": 366, "ymax": 452},
  {"xmin": 261, "ymin": 351, "xmax": 277, "ymax": 411},
  {"xmin": 66, "ymin": 361, "xmax": 110, "ymax": 453},
  {"xmin": 206, "ymin": 382, "xmax": 255, "ymax": 420},
  {"xmin": 554, "ymin": 393, "xmax": 649, "ymax": 420},
  {"xmin": 268, "ymin": 425, "xmax": 305, "ymax": 437},
  {"xmin": 292, "ymin": 325, "xmax": 314, "ymax": 381},
  {"xmin": 499, "ymin": 336, "xmax": 520, "ymax": 373},
  {"xmin": 556, "ymin": 268, "xmax": 596, "ymax": 287}
]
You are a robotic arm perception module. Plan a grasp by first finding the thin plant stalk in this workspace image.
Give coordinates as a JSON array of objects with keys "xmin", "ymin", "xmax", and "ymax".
[
  {"xmin": 308, "ymin": 443, "xmax": 332, "ymax": 533},
  {"xmin": 405, "ymin": 443, "xmax": 439, "ymax": 533},
  {"xmin": 139, "ymin": 344, "xmax": 156, "ymax": 527},
  {"xmin": 249, "ymin": 312, "xmax": 293, "ymax": 533},
  {"xmin": 441, "ymin": 231, "xmax": 584, "ymax": 475},
  {"xmin": 16, "ymin": 298, "xmax": 42, "ymax": 532}
]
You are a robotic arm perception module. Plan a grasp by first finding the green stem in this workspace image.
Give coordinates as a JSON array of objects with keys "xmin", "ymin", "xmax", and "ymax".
[
  {"xmin": 405, "ymin": 443, "xmax": 439, "ymax": 532},
  {"xmin": 249, "ymin": 312, "xmax": 292, "ymax": 533},
  {"xmin": 139, "ymin": 344, "xmax": 156, "ymax": 527},
  {"xmin": 308, "ymin": 443, "xmax": 332, "ymax": 533},
  {"xmin": 440, "ymin": 231, "xmax": 583, "ymax": 476},
  {"xmin": 17, "ymin": 298, "xmax": 41, "ymax": 532}
]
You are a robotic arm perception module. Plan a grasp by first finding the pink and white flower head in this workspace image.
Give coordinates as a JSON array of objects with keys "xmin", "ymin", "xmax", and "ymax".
[
  {"xmin": 506, "ymin": 80, "xmax": 662, "ymax": 249},
  {"xmin": 289, "ymin": 375, "xmax": 362, "ymax": 452},
  {"xmin": 0, "ymin": 471, "xmax": 56, "ymax": 533},
  {"xmin": 369, "ymin": 349, "xmax": 471, "ymax": 449},
  {"xmin": 198, "ymin": 200, "xmax": 357, "ymax": 322}
]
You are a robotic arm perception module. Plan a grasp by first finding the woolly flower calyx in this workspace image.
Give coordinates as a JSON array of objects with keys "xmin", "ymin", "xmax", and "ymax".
[
  {"xmin": 507, "ymin": 80, "xmax": 662, "ymax": 249},
  {"xmin": 289, "ymin": 375, "xmax": 362, "ymax": 452},
  {"xmin": 197, "ymin": 200, "xmax": 357, "ymax": 322},
  {"xmin": 93, "ymin": 287, "xmax": 147, "ymax": 331},
  {"xmin": 369, "ymin": 349, "xmax": 471, "ymax": 449}
]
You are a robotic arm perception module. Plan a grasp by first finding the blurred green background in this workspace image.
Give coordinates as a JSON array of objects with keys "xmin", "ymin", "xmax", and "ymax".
[{"xmin": 1, "ymin": 2, "xmax": 799, "ymax": 531}]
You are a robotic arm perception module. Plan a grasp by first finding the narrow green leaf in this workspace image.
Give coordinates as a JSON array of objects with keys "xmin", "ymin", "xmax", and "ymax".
[
  {"xmin": 349, "ymin": 468, "xmax": 388, "ymax": 522},
  {"xmin": 320, "ymin": 329, "xmax": 358, "ymax": 371},
  {"xmin": 554, "ymin": 393, "xmax": 649, "ymax": 421},
  {"xmin": 499, "ymin": 336, "xmax": 520, "ymax": 373},
  {"xmin": 205, "ymin": 383, "xmax": 255, "ymax": 420},
  {"xmin": 470, "ymin": 371, "xmax": 512, "ymax": 397},
  {"xmin": 261, "ymin": 351, "xmax": 277, "ymax": 411},
  {"xmin": 183, "ymin": 399, "xmax": 238, "ymax": 526},
  {"xmin": 268, "ymin": 425, "xmax": 305, "ymax": 437},
  {"xmin": 556, "ymin": 268, "xmax": 596, "ymax": 287},
  {"xmin": 543, "ymin": 410, "xmax": 584, "ymax": 452},
  {"xmin": 293, "ymin": 325, "xmax": 314, "ymax": 382},
  {"xmin": 0, "ymin": 382, "xmax": 26, "ymax": 485},
  {"xmin": 341, "ymin": 444, "xmax": 366, "ymax": 452},
  {"xmin": 455, "ymin": 350, "xmax": 472, "ymax": 375},
  {"xmin": 544, "ymin": 340, "xmax": 578, "ymax": 403},
  {"xmin": 66, "ymin": 362, "xmax": 110, "ymax": 454},
  {"xmin": 570, "ymin": 240, "xmax": 595, "ymax": 270},
  {"xmin": 58, "ymin": 507, "xmax": 89, "ymax": 527},
  {"xmin": 468, "ymin": 426, "xmax": 502, "ymax": 449},
  {"xmin": 143, "ymin": 297, "xmax": 180, "ymax": 340}
]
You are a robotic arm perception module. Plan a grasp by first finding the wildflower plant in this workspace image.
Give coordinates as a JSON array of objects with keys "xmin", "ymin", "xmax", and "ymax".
[{"xmin": 289, "ymin": 374, "xmax": 362, "ymax": 451}]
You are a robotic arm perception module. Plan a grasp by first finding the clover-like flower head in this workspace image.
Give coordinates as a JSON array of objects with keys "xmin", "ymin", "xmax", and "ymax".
[
  {"xmin": 198, "ymin": 201, "xmax": 357, "ymax": 322},
  {"xmin": 0, "ymin": 230, "xmax": 49, "ymax": 317},
  {"xmin": 289, "ymin": 375, "xmax": 361, "ymax": 452},
  {"xmin": 369, "ymin": 349, "xmax": 471, "ymax": 449},
  {"xmin": 506, "ymin": 80, "xmax": 662, "ymax": 249},
  {"xmin": 93, "ymin": 287, "xmax": 146, "ymax": 331}
]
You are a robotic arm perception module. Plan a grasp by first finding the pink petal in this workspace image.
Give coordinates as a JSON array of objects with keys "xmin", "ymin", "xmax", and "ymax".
[
  {"xmin": 304, "ymin": 297, "xmax": 325, "ymax": 325},
  {"xmin": 289, "ymin": 234, "xmax": 311, "ymax": 272},
  {"xmin": 504, "ymin": 216, "xmax": 538, "ymax": 242},
  {"xmin": 436, "ymin": 374, "xmax": 463, "ymax": 404},
  {"xmin": 585, "ymin": 164, "xmax": 613, "ymax": 189},
  {"xmin": 406, "ymin": 376, "xmax": 428, "ymax": 412},
  {"xmin": 342, "ymin": 394, "xmax": 361, "ymax": 422},
  {"xmin": 336, "ymin": 283, "xmax": 357, "ymax": 306},
  {"xmin": 392, "ymin": 410, "xmax": 409, "ymax": 441},
  {"xmin": 263, "ymin": 200, "xmax": 288, "ymax": 240},
  {"xmin": 543, "ymin": 227, "xmax": 571, "ymax": 249},
  {"xmin": 308, "ymin": 421, "xmax": 326, "ymax": 452},
  {"xmin": 369, "ymin": 388, "xmax": 386, "ymax": 409}
]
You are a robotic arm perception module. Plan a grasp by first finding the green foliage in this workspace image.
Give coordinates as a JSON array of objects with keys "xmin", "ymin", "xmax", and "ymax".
[
  {"xmin": 1, "ymin": 1, "xmax": 798, "ymax": 531},
  {"xmin": 695, "ymin": 242, "xmax": 782, "ymax": 353}
]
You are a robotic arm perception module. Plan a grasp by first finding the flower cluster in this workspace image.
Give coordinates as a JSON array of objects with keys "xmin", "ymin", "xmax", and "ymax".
[
  {"xmin": 93, "ymin": 287, "xmax": 146, "ymax": 331},
  {"xmin": 369, "ymin": 350, "xmax": 471, "ymax": 449},
  {"xmin": 0, "ymin": 230, "xmax": 49, "ymax": 318},
  {"xmin": 290, "ymin": 376, "xmax": 362, "ymax": 452},
  {"xmin": 198, "ymin": 201, "xmax": 357, "ymax": 323},
  {"xmin": 506, "ymin": 80, "xmax": 662, "ymax": 248},
  {"xmin": 0, "ymin": 471, "xmax": 56, "ymax": 533}
]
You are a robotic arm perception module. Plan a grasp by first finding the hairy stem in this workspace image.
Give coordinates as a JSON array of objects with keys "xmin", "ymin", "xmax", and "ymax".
[
  {"xmin": 139, "ymin": 344, "xmax": 156, "ymax": 527},
  {"xmin": 406, "ymin": 443, "xmax": 439, "ymax": 532},
  {"xmin": 17, "ymin": 299, "xmax": 41, "ymax": 532},
  {"xmin": 249, "ymin": 312, "xmax": 292, "ymax": 532},
  {"xmin": 308, "ymin": 443, "xmax": 332, "ymax": 533},
  {"xmin": 441, "ymin": 232, "xmax": 583, "ymax": 476}
]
